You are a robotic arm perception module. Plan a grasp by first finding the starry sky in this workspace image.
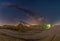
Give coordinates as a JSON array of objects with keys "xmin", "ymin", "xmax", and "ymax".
[{"xmin": 0, "ymin": 0, "xmax": 60, "ymax": 25}]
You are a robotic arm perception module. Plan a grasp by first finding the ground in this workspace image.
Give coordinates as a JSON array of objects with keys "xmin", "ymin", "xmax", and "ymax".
[{"xmin": 0, "ymin": 25, "xmax": 60, "ymax": 41}]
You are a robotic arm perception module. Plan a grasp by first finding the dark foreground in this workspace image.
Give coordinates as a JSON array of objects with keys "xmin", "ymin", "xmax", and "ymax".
[{"xmin": 0, "ymin": 25, "xmax": 60, "ymax": 41}]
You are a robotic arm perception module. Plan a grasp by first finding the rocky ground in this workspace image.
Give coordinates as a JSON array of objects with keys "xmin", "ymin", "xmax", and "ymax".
[
  {"xmin": 0, "ymin": 25, "xmax": 60, "ymax": 41},
  {"xmin": 0, "ymin": 35, "xmax": 22, "ymax": 41}
]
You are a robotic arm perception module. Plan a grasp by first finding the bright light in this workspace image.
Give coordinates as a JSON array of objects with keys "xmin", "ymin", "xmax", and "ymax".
[
  {"xmin": 42, "ymin": 24, "xmax": 52, "ymax": 29},
  {"xmin": 46, "ymin": 24, "xmax": 51, "ymax": 29}
]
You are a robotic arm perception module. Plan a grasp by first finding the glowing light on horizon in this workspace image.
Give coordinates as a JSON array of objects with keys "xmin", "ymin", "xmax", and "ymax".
[
  {"xmin": 42, "ymin": 24, "xmax": 52, "ymax": 29},
  {"xmin": 46, "ymin": 24, "xmax": 51, "ymax": 29}
]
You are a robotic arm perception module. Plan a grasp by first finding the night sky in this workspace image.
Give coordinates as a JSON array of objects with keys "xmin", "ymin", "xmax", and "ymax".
[{"xmin": 0, "ymin": 0, "xmax": 60, "ymax": 25}]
